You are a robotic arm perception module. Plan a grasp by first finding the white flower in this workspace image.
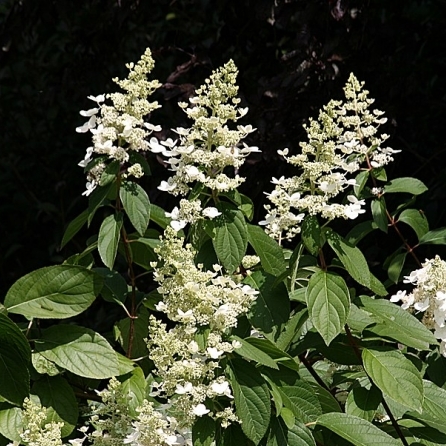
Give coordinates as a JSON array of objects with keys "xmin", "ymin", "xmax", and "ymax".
[
  {"xmin": 240, "ymin": 143, "xmax": 260, "ymax": 154},
  {"xmin": 238, "ymin": 107, "xmax": 249, "ymax": 117},
  {"xmin": 414, "ymin": 297, "xmax": 430, "ymax": 312},
  {"xmin": 185, "ymin": 165, "xmax": 201, "ymax": 180},
  {"xmin": 344, "ymin": 195, "xmax": 366, "ymax": 219},
  {"xmin": 88, "ymin": 94, "xmax": 105, "ymax": 103},
  {"xmin": 207, "ymin": 347, "xmax": 224, "ymax": 359},
  {"xmin": 155, "ymin": 301, "xmax": 168, "ymax": 312},
  {"xmin": 390, "ymin": 290, "xmax": 406, "ymax": 303},
  {"xmin": 170, "ymin": 220, "xmax": 187, "ymax": 231},
  {"xmin": 237, "ymin": 124, "xmax": 256, "ymax": 134},
  {"xmin": 210, "ymin": 381, "xmax": 233, "ymax": 397},
  {"xmin": 241, "ymin": 284, "xmax": 259, "ymax": 298},
  {"xmin": 78, "ymin": 147, "xmax": 94, "ymax": 168},
  {"xmin": 177, "ymin": 308, "xmax": 194, "ymax": 322},
  {"xmin": 79, "ymin": 107, "xmax": 99, "ymax": 117},
  {"xmin": 144, "ymin": 122, "xmax": 162, "ymax": 132},
  {"xmin": 192, "ymin": 404, "xmax": 210, "ymax": 416},
  {"xmin": 158, "ymin": 180, "xmax": 178, "ymax": 192},
  {"xmin": 76, "ymin": 115, "xmax": 97, "ymax": 133},
  {"xmin": 161, "ymin": 138, "xmax": 177, "ymax": 148},
  {"xmin": 175, "ymin": 382, "xmax": 194, "ymax": 394},
  {"xmin": 202, "ymin": 207, "xmax": 221, "ymax": 219},
  {"xmin": 148, "ymin": 137, "xmax": 166, "ymax": 153},
  {"xmin": 277, "ymin": 148, "xmax": 289, "ymax": 157},
  {"xmin": 81, "ymin": 181, "xmax": 97, "ymax": 197}
]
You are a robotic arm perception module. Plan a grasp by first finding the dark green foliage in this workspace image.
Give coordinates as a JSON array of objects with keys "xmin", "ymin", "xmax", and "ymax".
[{"xmin": 1, "ymin": 0, "xmax": 446, "ymax": 299}]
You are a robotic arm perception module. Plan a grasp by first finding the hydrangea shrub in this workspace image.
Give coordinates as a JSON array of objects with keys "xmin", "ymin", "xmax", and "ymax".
[{"xmin": 2, "ymin": 47, "xmax": 446, "ymax": 446}]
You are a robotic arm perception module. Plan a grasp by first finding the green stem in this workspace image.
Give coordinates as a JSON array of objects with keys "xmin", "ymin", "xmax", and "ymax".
[
  {"xmin": 116, "ymin": 174, "xmax": 138, "ymax": 359},
  {"xmin": 298, "ymin": 354, "xmax": 331, "ymax": 393}
]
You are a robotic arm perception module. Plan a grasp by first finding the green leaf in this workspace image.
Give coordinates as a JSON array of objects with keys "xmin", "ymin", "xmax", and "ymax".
[
  {"xmin": 231, "ymin": 336, "xmax": 279, "ymax": 369},
  {"xmin": 0, "ymin": 314, "xmax": 31, "ymax": 406},
  {"xmin": 128, "ymin": 237, "xmax": 159, "ymax": 270},
  {"xmin": 213, "ymin": 203, "xmax": 248, "ymax": 273},
  {"xmin": 193, "ymin": 416, "xmax": 216, "ymax": 446},
  {"xmin": 398, "ymin": 209, "xmax": 429, "ymax": 240},
  {"xmin": 354, "ymin": 170, "xmax": 370, "ymax": 197},
  {"xmin": 60, "ymin": 209, "xmax": 88, "ymax": 249},
  {"xmin": 247, "ymin": 224, "xmax": 287, "ymax": 276},
  {"xmin": 244, "ymin": 337, "xmax": 299, "ymax": 371},
  {"xmin": 356, "ymin": 296, "xmax": 437, "ymax": 350},
  {"xmin": 407, "ymin": 379, "xmax": 446, "ymax": 434},
  {"xmin": 275, "ymin": 309, "xmax": 309, "ymax": 352},
  {"xmin": 120, "ymin": 181, "xmax": 151, "ymax": 236},
  {"xmin": 228, "ymin": 358, "xmax": 271, "ymax": 444},
  {"xmin": 245, "ymin": 271, "xmax": 290, "ymax": 340},
  {"xmin": 88, "ymin": 181, "xmax": 116, "ymax": 226},
  {"xmin": 32, "ymin": 375, "xmax": 78, "ymax": 437},
  {"xmin": 149, "ymin": 203, "xmax": 171, "ymax": 229},
  {"xmin": 267, "ymin": 417, "xmax": 316, "ymax": 446},
  {"xmin": 346, "ymin": 303, "xmax": 375, "ymax": 332},
  {"xmin": 308, "ymin": 382, "xmax": 341, "ymax": 414},
  {"xmin": 115, "ymin": 308, "xmax": 149, "ymax": 359},
  {"xmin": 218, "ymin": 422, "xmax": 251, "ymax": 446},
  {"xmin": 345, "ymin": 385, "xmax": 381, "ymax": 422},
  {"xmin": 325, "ymin": 229, "xmax": 386, "ymax": 296},
  {"xmin": 372, "ymin": 166, "xmax": 387, "ymax": 182},
  {"xmin": 316, "ymin": 413, "xmax": 400, "ymax": 445},
  {"xmin": 99, "ymin": 160, "xmax": 120, "ymax": 186},
  {"xmin": 4, "ymin": 265, "xmax": 103, "ymax": 320},
  {"xmin": 384, "ymin": 177, "xmax": 428, "ymax": 195},
  {"xmin": 279, "ymin": 383, "xmax": 322, "ymax": 424},
  {"xmin": 301, "ymin": 216, "xmax": 322, "ymax": 256},
  {"xmin": 116, "ymin": 352, "xmax": 136, "ymax": 376},
  {"xmin": 306, "ymin": 270, "xmax": 350, "ymax": 346},
  {"xmin": 263, "ymin": 374, "xmax": 283, "ymax": 416},
  {"xmin": 387, "ymin": 251, "xmax": 407, "ymax": 284},
  {"xmin": 32, "ymin": 352, "xmax": 60, "ymax": 376},
  {"xmin": 34, "ymin": 325, "xmax": 119, "ymax": 379},
  {"xmin": 317, "ymin": 335, "xmax": 361, "ymax": 366},
  {"xmin": 419, "ymin": 227, "xmax": 446, "ymax": 245},
  {"xmin": 279, "ymin": 407, "xmax": 295, "ymax": 429},
  {"xmin": 371, "ymin": 198, "xmax": 388, "ymax": 233},
  {"xmin": 362, "ymin": 348, "xmax": 424, "ymax": 413},
  {"xmin": 94, "ymin": 268, "xmax": 128, "ymax": 305},
  {"xmin": 345, "ymin": 221, "xmax": 378, "ymax": 246},
  {"xmin": 118, "ymin": 367, "xmax": 146, "ymax": 416},
  {"xmin": 98, "ymin": 212, "xmax": 123, "ymax": 269},
  {"xmin": 222, "ymin": 190, "xmax": 254, "ymax": 221},
  {"xmin": 128, "ymin": 151, "xmax": 151, "ymax": 176},
  {"xmin": 0, "ymin": 406, "xmax": 22, "ymax": 442}
]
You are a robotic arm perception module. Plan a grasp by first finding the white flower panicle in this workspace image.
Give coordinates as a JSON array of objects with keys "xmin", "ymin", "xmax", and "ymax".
[
  {"xmin": 82, "ymin": 377, "xmax": 190, "ymax": 446},
  {"xmin": 391, "ymin": 255, "xmax": 446, "ymax": 355},
  {"xmin": 260, "ymin": 73, "xmax": 399, "ymax": 241},
  {"xmin": 145, "ymin": 226, "xmax": 257, "ymax": 427},
  {"xmin": 150, "ymin": 60, "xmax": 259, "ymax": 196},
  {"xmin": 123, "ymin": 400, "xmax": 191, "ymax": 446},
  {"xmin": 17, "ymin": 398, "xmax": 64, "ymax": 446},
  {"xmin": 153, "ymin": 227, "xmax": 257, "ymax": 329},
  {"xmin": 77, "ymin": 48, "xmax": 162, "ymax": 196}
]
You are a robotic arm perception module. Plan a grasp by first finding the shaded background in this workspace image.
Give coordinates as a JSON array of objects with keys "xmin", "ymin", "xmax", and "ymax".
[{"xmin": 1, "ymin": 0, "xmax": 446, "ymax": 296}]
